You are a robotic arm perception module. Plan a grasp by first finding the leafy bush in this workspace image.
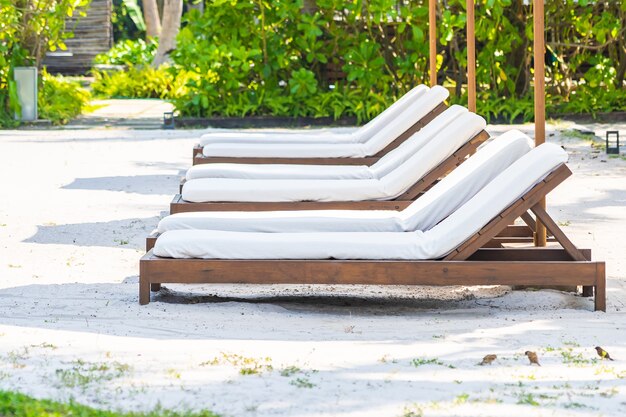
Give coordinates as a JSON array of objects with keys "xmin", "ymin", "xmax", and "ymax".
[
  {"xmin": 112, "ymin": 0, "xmax": 146, "ymax": 41},
  {"xmin": 163, "ymin": 0, "xmax": 625, "ymax": 121},
  {"xmin": 0, "ymin": 0, "xmax": 90, "ymax": 126},
  {"xmin": 38, "ymin": 70, "xmax": 91, "ymax": 125},
  {"xmin": 91, "ymin": 66, "xmax": 190, "ymax": 100},
  {"xmin": 94, "ymin": 39, "xmax": 157, "ymax": 67},
  {"xmin": 91, "ymin": 0, "xmax": 625, "ymax": 121}
]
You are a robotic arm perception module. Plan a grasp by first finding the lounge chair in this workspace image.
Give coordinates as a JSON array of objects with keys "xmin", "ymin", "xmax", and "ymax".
[
  {"xmin": 140, "ymin": 143, "xmax": 605, "ymax": 311},
  {"xmin": 171, "ymin": 110, "xmax": 488, "ymax": 213},
  {"xmin": 186, "ymin": 105, "xmax": 476, "ymax": 181},
  {"xmin": 193, "ymin": 86, "xmax": 449, "ymax": 165}
]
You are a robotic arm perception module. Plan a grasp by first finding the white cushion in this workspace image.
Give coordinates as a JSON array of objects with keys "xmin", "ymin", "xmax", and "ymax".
[
  {"xmin": 186, "ymin": 164, "xmax": 374, "ymax": 181},
  {"xmin": 198, "ymin": 85, "xmax": 429, "ymax": 146},
  {"xmin": 182, "ymin": 112, "xmax": 486, "ymax": 202},
  {"xmin": 159, "ymin": 130, "xmax": 532, "ymax": 233},
  {"xmin": 201, "ymin": 86, "xmax": 449, "ymax": 158},
  {"xmin": 185, "ymin": 105, "xmax": 466, "ymax": 181},
  {"xmin": 153, "ymin": 143, "xmax": 569, "ymax": 260}
]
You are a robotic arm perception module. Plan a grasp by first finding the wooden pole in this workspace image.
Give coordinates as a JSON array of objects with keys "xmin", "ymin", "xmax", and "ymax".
[
  {"xmin": 429, "ymin": 0, "xmax": 437, "ymax": 86},
  {"xmin": 466, "ymin": 0, "xmax": 476, "ymax": 112},
  {"xmin": 533, "ymin": 0, "xmax": 547, "ymax": 247}
]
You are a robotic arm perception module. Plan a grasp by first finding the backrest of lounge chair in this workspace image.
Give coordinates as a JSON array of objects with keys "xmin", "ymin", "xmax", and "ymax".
[
  {"xmin": 353, "ymin": 84, "xmax": 430, "ymax": 143},
  {"xmin": 399, "ymin": 130, "xmax": 534, "ymax": 231},
  {"xmin": 362, "ymin": 86, "xmax": 450, "ymax": 153},
  {"xmin": 370, "ymin": 105, "xmax": 468, "ymax": 178},
  {"xmin": 378, "ymin": 112, "xmax": 487, "ymax": 198},
  {"xmin": 421, "ymin": 143, "xmax": 569, "ymax": 259}
]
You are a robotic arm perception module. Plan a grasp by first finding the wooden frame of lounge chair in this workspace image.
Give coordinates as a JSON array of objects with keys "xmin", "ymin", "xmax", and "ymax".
[
  {"xmin": 140, "ymin": 164, "xmax": 606, "ymax": 311},
  {"xmin": 171, "ymin": 129, "xmax": 489, "ymax": 213},
  {"xmin": 192, "ymin": 102, "xmax": 448, "ymax": 165}
]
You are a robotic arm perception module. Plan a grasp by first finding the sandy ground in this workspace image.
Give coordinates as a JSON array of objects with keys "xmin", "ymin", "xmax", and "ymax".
[{"xmin": 0, "ymin": 121, "xmax": 625, "ymax": 416}]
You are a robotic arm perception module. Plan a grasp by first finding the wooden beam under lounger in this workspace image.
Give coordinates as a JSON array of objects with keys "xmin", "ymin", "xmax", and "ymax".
[
  {"xmin": 192, "ymin": 103, "xmax": 448, "ymax": 165},
  {"xmin": 140, "ymin": 249, "xmax": 605, "ymax": 311}
]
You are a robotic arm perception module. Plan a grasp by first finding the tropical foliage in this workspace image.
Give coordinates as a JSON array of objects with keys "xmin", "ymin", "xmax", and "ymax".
[
  {"xmin": 91, "ymin": 65, "xmax": 190, "ymax": 99},
  {"xmin": 0, "ymin": 0, "xmax": 90, "ymax": 126},
  {"xmin": 38, "ymin": 70, "xmax": 91, "ymax": 125},
  {"xmin": 94, "ymin": 39, "xmax": 158, "ymax": 67},
  {"xmin": 165, "ymin": 0, "xmax": 626, "ymax": 121}
]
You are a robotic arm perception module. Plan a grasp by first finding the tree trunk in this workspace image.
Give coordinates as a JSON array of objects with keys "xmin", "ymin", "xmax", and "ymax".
[
  {"xmin": 144, "ymin": 0, "xmax": 162, "ymax": 39},
  {"xmin": 152, "ymin": 0, "xmax": 183, "ymax": 67}
]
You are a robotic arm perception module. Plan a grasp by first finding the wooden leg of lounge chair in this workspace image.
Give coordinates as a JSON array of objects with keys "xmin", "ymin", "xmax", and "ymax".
[
  {"xmin": 139, "ymin": 261, "xmax": 151, "ymax": 305},
  {"xmin": 150, "ymin": 283, "xmax": 161, "ymax": 292},
  {"xmin": 594, "ymin": 262, "xmax": 606, "ymax": 312},
  {"xmin": 139, "ymin": 280, "xmax": 150, "ymax": 305}
]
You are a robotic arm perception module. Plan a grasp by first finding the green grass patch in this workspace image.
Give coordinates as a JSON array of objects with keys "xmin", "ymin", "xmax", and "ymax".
[
  {"xmin": 200, "ymin": 352, "xmax": 273, "ymax": 375},
  {"xmin": 410, "ymin": 358, "xmax": 456, "ymax": 369},
  {"xmin": 55, "ymin": 359, "xmax": 131, "ymax": 390},
  {"xmin": 0, "ymin": 390, "xmax": 221, "ymax": 417}
]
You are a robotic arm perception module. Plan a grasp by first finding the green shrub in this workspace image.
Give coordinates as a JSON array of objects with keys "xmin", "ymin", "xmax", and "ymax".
[
  {"xmin": 165, "ymin": 0, "xmax": 625, "ymax": 121},
  {"xmin": 91, "ymin": 66, "xmax": 190, "ymax": 100},
  {"xmin": 89, "ymin": 0, "xmax": 625, "ymax": 122},
  {"xmin": 94, "ymin": 39, "xmax": 157, "ymax": 67},
  {"xmin": 0, "ymin": 0, "xmax": 89, "ymax": 127},
  {"xmin": 38, "ymin": 70, "xmax": 91, "ymax": 125}
]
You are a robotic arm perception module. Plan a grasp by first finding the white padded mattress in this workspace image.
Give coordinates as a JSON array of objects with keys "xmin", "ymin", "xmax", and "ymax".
[
  {"xmin": 154, "ymin": 143, "xmax": 569, "ymax": 260},
  {"xmin": 160, "ymin": 130, "xmax": 532, "ymax": 233}
]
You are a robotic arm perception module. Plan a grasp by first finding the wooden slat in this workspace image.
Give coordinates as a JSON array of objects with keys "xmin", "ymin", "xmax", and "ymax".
[
  {"xmin": 496, "ymin": 224, "xmax": 533, "ymax": 237},
  {"xmin": 467, "ymin": 248, "xmax": 591, "ymax": 262},
  {"xmin": 140, "ymin": 252, "xmax": 598, "ymax": 287},
  {"xmin": 170, "ymin": 195, "xmax": 412, "ymax": 214},
  {"xmin": 194, "ymin": 155, "xmax": 379, "ymax": 166}
]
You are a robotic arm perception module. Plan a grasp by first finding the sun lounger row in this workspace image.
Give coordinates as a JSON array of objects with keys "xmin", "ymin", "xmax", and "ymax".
[{"xmin": 139, "ymin": 86, "xmax": 605, "ymax": 310}]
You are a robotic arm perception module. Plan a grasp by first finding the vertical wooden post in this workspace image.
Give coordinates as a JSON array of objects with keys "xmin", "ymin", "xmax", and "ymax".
[
  {"xmin": 466, "ymin": 0, "xmax": 476, "ymax": 112},
  {"xmin": 429, "ymin": 0, "xmax": 437, "ymax": 87},
  {"xmin": 533, "ymin": 0, "xmax": 547, "ymax": 247}
]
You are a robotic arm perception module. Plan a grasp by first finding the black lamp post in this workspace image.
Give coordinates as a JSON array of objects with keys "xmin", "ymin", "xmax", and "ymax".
[
  {"xmin": 606, "ymin": 131, "xmax": 620, "ymax": 155},
  {"xmin": 163, "ymin": 112, "xmax": 175, "ymax": 130}
]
